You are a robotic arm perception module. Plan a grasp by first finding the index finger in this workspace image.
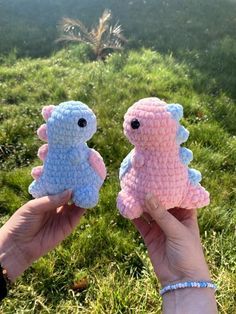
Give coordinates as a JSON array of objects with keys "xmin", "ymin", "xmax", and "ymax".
[
  {"xmin": 145, "ymin": 194, "xmax": 185, "ymax": 239},
  {"xmin": 26, "ymin": 190, "xmax": 72, "ymax": 213}
]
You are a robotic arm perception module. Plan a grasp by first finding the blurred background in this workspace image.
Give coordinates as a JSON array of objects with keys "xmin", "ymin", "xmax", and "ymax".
[{"xmin": 1, "ymin": 0, "xmax": 236, "ymax": 98}]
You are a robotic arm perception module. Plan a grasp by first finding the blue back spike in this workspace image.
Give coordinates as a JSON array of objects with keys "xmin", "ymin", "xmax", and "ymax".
[
  {"xmin": 167, "ymin": 104, "xmax": 183, "ymax": 121},
  {"xmin": 180, "ymin": 147, "xmax": 193, "ymax": 165},
  {"xmin": 119, "ymin": 150, "xmax": 133, "ymax": 180},
  {"xmin": 176, "ymin": 125, "xmax": 189, "ymax": 145},
  {"xmin": 188, "ymin": 168, "xmax": 202, "ymax": 185}
]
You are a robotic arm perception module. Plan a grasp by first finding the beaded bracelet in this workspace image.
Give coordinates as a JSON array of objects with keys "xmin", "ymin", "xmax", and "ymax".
[{"xmin": 160, "ymin": 281, "xmax": 217, "ymax": 296}]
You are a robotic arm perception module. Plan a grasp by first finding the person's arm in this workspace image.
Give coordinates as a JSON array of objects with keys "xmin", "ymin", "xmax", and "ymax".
[
  {"xmin": 0, "ymin": 190, "xmax": 85, "ymax": 282},
  {"xmin": 133, "ymin": 194, "xmax": 217, "ymax": 313}
]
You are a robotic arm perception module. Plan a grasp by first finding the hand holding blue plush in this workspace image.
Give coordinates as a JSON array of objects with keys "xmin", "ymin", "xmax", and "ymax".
[{"xmin": 28, "ymin": 101, "xmax": 106, "ymax": 208}]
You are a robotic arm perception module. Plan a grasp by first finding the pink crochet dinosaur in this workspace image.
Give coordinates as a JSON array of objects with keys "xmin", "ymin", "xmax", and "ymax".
[{"xmin": 117, "ymin": 97, "xmax": 210, "ymax": 219}]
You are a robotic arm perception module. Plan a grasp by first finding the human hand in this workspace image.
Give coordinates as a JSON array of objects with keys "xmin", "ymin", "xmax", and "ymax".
[
  {"xmin": 0, "ymin": 190, "xmax": 85, "ymax": 281},
  {"xmin": 133, "ymin": 194, "xmax": 211, "ymax": 287}
]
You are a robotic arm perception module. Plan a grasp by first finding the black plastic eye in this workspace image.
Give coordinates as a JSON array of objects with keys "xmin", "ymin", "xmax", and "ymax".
[
  {"xmin": 78, "ymin": 118, "xmax": 87, "ymax": 127},
  {"xmin": 131, "ymin": 118, "xmax": 140, "ymax": 129}
]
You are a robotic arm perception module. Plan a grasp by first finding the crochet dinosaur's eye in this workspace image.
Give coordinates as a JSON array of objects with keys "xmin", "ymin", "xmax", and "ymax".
[
  {"xmin": 78, "ymin": 118, "xmax": 87, "ymax": 127},
  {"xmin": 131, "ymin": 119, "xmax": 140, "ymax": 129}
]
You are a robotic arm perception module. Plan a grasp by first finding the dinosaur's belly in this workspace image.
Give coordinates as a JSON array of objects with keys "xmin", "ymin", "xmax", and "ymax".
[
  {"xmin": 121, "ymin": 161, "xmax": 188, "ymax": 209},
  {"xmin": 40, "ymin": 157, "xmax": 99, "ymax": 194}
]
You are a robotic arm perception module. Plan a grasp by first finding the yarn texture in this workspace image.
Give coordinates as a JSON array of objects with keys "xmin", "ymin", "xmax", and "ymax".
[
  {"xmin": 29, "ymin": 101, "xmax": 106, "ymax": 208},
  {"xmin": 117, "ymin": 97, "xmax": 210, "ymax": 219}
]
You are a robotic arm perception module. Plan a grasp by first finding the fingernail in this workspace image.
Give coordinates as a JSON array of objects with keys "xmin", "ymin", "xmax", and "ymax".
[
  {"xmin": 146, "ymin": 194, "xmax": 158, "ymax": 210},
  {"xmin": 146, "ymin": 193, "xmax": 153, "ymax": 201}
]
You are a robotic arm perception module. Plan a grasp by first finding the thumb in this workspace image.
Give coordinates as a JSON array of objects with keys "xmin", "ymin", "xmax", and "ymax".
[
  {"xmin": 26, "ymin": 190, "xmax": 72, "ymax": 213},
  {"xmin": 145, "ymin": 194, "xmax": 185, "ymax": 239}
]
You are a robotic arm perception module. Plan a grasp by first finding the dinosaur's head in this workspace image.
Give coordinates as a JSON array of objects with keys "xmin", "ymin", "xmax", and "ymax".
[
  {"xmin": 123, "ymin": 98, "xmax": 184, "ymax": 149},
  {"xmin": 43, "ymin": 101, "xmax": 97, "ymax": 145}
]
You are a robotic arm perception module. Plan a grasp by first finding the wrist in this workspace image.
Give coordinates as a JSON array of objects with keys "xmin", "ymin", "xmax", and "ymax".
[
  {"xmin": 159, "ymin": 261, "xmax": 211, "ymax": 287},
  {"xmin": 162, "ymin": 286, "xmax": 217, "ymax": 314},
  {"xmin": 0, "ymin": 227, "xmax": 29, "ymax": 282}
]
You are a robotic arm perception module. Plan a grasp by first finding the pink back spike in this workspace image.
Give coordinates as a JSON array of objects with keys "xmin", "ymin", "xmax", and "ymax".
[
  {"xmin": 37, "ymin": 144, "xmax": 48, "ymax": 161},
  {"xmin": 31, "ymin": 166, "xmax": 43, "ymax": 180},
  {"xmin": 42, "ymin": 105, "xmax": 55, "ymax": 121},
  {"xmin": 37, "ymin": 124, "xmax": 48, "ymax": 141}
]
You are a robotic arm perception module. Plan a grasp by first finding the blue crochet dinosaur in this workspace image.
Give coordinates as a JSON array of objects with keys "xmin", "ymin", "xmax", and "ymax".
[{"xmin": 28, "ymin": 101, "xmax": 106, "ymax": 208}]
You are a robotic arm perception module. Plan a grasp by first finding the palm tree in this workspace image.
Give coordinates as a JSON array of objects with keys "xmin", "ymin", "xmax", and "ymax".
[{"xmin": 57, "ymin": 10, "xmax": 127, "ymax": 60}]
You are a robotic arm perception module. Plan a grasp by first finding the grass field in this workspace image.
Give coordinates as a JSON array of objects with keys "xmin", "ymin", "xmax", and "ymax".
[{"xmin": 0, "ymin": 47, "xmax": 235, "ymax": 313}]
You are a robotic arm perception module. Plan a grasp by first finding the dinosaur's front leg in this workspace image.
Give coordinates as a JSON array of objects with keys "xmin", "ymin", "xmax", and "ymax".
[{"xmin": 69, "ymin": 146, "xmax": 88, "ymax": 165}]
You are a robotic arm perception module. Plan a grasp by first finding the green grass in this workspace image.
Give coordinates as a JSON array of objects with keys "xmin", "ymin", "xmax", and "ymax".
[{"xmin": 0, "ymin": 47, "xmax": 235, "ymax": 313}]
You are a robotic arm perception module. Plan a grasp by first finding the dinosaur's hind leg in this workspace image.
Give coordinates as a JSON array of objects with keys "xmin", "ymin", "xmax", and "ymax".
[
  {"xmin": 117, "ymin": 190, "xmax": 143, "ymax": 219},
  {"xmin": 73, "ymin": 186, "xmax": 99, "ymax": 208},
  {"xmin": 180, "ymin": 183, "xmax": 210, "ymax": 209}
]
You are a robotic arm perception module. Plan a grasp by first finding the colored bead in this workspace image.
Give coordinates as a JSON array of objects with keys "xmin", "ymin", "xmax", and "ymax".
[{"xmin": 160, "ymin": 281, "xmax": 217, "ymax": 296}]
